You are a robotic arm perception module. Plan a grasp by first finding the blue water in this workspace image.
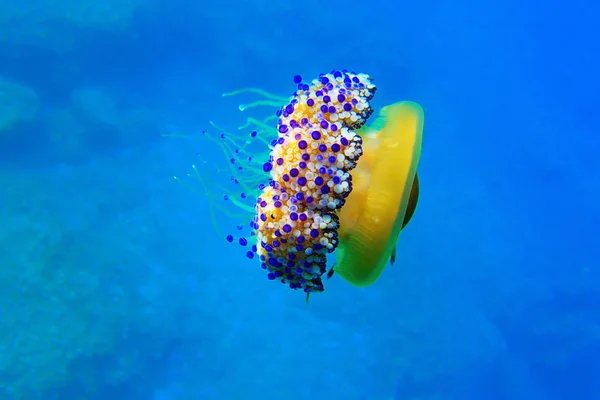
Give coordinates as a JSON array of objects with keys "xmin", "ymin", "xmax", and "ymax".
[{"xmin": 0, "ymin": 1, "xmax": 598, "ymax": 399}]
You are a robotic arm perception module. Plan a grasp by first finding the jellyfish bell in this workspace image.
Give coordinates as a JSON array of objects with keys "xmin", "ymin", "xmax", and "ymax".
[{"xmin": 333, "ymin": 101, "xmax": 424, "ymax": 287}]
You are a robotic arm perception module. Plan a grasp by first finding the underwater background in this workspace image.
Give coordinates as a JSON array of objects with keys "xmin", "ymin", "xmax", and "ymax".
[{"xmin": 0, "ymin": 0, "xmax": 598, "ymax": 399}]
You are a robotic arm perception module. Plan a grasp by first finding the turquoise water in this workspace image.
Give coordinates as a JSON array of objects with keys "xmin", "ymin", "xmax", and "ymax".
[{"xmin": 0, "ymin": 1, "xmax": 598, "ymax": 399}]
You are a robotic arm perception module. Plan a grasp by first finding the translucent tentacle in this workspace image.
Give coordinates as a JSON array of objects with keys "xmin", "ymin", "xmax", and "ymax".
[
  {"xmin": 166, "ymin": 88, "xmax": 288, "ymax": 239},
  {"xmin": 222, "ymin": 88, "xmax": 289, "ymax": 110}
]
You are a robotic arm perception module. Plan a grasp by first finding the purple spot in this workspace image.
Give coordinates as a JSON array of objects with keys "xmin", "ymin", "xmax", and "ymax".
[
  {"xmin": 293, "ymin": 75, "xmax": 302, "ymax": 84},
  {"xmin": 307, "ymin": 99, "xmax": 315, "ymax": 107},
  {"xmin": 320, "ymin": 120, "xmax": 329, "ymax": 129},
  {"xmin": 298, "ymin": 177, "xmax": 307, "ymax": 186},
  {"xmin": 315, "ymin": 176, "xmax": 324, "ymax": 186},
  {"xmin": 310, "ymin": 229, "xmax": 319, "ymax": 238},
  {"xmin": 263, "ymin": 163, "xmax": 273, "ymax": 172},
  {"xmin": 290, "ymin": 168, "xmax": 299, "ymax": 177},
  {"xmin": 331, "ymin": 143, "xmax": 341, "ymax": 152},
  {"xmin": 320, "ymin": 185, "xmax": 331, "ymax": 194},
  {"xmin": 337, "ymin": 94, "xmax": 346, "ymax": 102},
  {"xmin": 298, "ymin": 140, "xmax": 308, "ymax": 150},
  {"xmin": 276, "ymin": 157, "xmax": 284, "ymax": 165},
  {"xmin": 279, "ymin": 124, "xmax": 288, "ymax": 133},
  {"xmin": 340, "ymin": 137, "xmax": 349, "ymax": 146}
]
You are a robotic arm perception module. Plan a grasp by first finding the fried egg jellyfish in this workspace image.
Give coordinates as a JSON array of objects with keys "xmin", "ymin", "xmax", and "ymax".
[{"xmin": 170, "ymin": 71, "xmax": 423, "ymax": 297}]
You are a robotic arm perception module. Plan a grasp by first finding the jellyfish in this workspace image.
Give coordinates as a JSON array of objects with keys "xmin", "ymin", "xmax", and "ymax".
[{"xmin": 179, "ymin": 70, "xmax": 423, "ymax": 296}]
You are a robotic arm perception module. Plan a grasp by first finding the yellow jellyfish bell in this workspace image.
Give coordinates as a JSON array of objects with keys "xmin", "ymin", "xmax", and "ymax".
[{"xmin": 334, "ymin": 101, "xmax": 424, "ymax": 287}]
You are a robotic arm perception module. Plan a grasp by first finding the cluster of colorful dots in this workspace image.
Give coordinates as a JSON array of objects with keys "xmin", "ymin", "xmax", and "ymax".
[{"xmin": 223, "ymin": 69, "xmax": 376, "ymax": 293}]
